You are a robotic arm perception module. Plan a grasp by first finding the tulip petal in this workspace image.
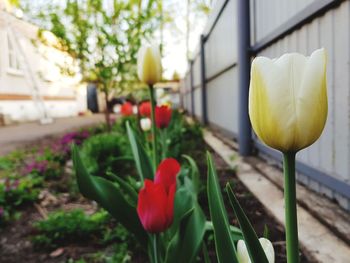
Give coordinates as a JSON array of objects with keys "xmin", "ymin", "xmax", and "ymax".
[
  {"xmin": 137, "ymin": 45, "xmax": 162, "ymax": 85},
  {"xmin": 137, "ymin": 179, "xmax": 169, "ymax": 233},
  {"xmin": 236, "ymin": 238, "xmax": 275, "ymax": 263},
  {"xmin": 249, "ymin": 48, "xmax": 327, "ymax": 152},
  {"xmin": 166, "ymin": 183, "xmax": 176, "ymax": 228},
  {"xmin": 237, "ymin": 239, "xmax": 251, "ymax": 263},
  {"xmin": 259, "ymin": 238, "xmax": 275, "ymax": 263},
  {"xmin": 155, "ymin": 158, "xmax": 180, "ymax": 193}
]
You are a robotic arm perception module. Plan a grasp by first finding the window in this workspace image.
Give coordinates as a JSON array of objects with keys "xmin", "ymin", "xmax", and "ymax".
[{"xmin": 7, "ymin": 33, "xmax": 21, "ymax": 71}]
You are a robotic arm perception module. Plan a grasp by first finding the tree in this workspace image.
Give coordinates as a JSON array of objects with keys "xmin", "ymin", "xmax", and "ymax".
[{"xmin": 22, "ymin": 0, "xmax": 161, "ymax": 130}]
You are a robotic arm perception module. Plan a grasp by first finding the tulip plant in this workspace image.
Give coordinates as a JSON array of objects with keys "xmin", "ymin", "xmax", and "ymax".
[
  {"xmin": 73, "ymin": 44, "xmax": 244, "ymax": 263},
  {"xmin": 137, "ymin": 45, "xmax": 163, "ymax": 169},
  {"xmin": 249, "ymin": 48, "xmax": 327, "ymax": 262}
]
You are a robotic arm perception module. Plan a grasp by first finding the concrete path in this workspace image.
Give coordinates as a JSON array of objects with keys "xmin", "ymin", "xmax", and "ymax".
[
  {"xmin": 0, "ymin": 114, "xmax": 105, "ymax": 155},
  {"xmin": 204, "ymin": 129, "xmax": 350, "ymax": 263}
]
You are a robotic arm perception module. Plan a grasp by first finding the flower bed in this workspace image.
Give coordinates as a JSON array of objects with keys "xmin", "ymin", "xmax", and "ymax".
[{"xmin": 0, "ymin": 113, "xmax": 312, "ymax": 262}]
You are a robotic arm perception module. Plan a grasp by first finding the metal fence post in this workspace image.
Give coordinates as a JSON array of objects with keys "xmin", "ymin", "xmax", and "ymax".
[
  {"xmin": 190, "ymin": 60, "xmax": 195, "ymax": 117},
  {"xmin": 237, "ymin": 0, "xmax": 252, "ymax": 156},
  {"xmin": 200, "ymin": 34, "xmax": 208, "ymax": 124}
]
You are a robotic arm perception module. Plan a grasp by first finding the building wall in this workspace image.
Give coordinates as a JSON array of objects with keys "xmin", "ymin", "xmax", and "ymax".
[
  {"xmin": 181, "ymin": 0, "xmax": 350, "ymax": 210},
  {"xmin": 0, "ymin": 11, "xmax": 86, "ymax": 123}
]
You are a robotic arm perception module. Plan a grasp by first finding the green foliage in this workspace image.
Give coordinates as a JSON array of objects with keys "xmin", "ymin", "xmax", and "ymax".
[
  {"xmin": 166, "ymin": 111, "xmax": 205, "ymax": 160},
  {"xmin": 0, "ymin": 176, "xmax": 42, "ymax": 225},
  {"xmin": 226, "ymin": 184, "xmax": 269, "ymax": 263},
  {"xmin": 32, "ymin": 209, "xmax": 109, "ymax": 249},
  {"xmin": 0, "ymin": 149, "xmax": 26, "ymax": 178},
  {"xmin": 207, "ymin": 152, "xmax": 238, "ymax": 263},
  {"xmin": 112, "ymin": 115, "xmax": 138, "ymax": 135},
  {"xmin": 72, "ymin": 145, "xmax": 148, "ymax": 248},
  {"xmin": 67, "ymin": 243, "xmax": 132, "ymax": 263},
  {"xmin": 80, "ymin": 133, "xmax": 132, "ymax": 178},
  {"xmin": 126, "ymin": 122, "xmax": 154, "ymax": 181}
]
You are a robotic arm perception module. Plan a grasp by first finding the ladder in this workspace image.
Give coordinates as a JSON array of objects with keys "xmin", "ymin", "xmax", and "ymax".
[{"xmin": 4, "ymin": 11, "xmax": 52, "ymax": 124}]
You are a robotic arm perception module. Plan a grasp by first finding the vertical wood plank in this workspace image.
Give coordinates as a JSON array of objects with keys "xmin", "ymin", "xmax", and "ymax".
[
  {"xmin": 333, "ymin": 1, "xmax": 350, "ymax": 181},
  {"xmin": 318, "ymin": 10, "xmax": 335, "ymax": 174},
  {"xmin": 306, "ymin": 19, "xmax": 321, "ymax": 168},
  {"xmin": 296, "ymin": 25, "xmax": 309, "ymax": 164}
]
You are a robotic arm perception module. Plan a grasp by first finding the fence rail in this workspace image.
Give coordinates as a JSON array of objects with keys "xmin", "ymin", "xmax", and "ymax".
[{"xmin": 181, "ymin": 0, "xmax": 350, "ymax": 210}]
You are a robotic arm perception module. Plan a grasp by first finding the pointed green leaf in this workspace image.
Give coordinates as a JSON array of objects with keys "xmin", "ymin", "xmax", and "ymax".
[
  {"xmin": 182, "ymin": 154, "xmax": 201, "ymax": 195},
  {"xmin": 72, "ymin": 145, "xmax": 148, "ymax": 248},
  {"xmin": 205, "ymin": 221, "xmax": 243, "ymax": 242},
  {"xmin": 207, "ymin": 152, "xmax": 238, "ymax": 263},
  {"xmin": 226, "ymin": 183, "xmax": 269, "ymax": 263},
  {"xmin": 202, "ymin": 242, "xmax": 211, "ymax": 263},
  {"xmin": 263, "ymin": 224, "xmax": 270, "ymax": 240},
  {"xmin": 166, "ymin": 203, "xmax": 206, "ymax": 263},
  {"xmin": 126, "ymin": 121, "xmax": 154, "ymax": 181},
  {"xmin": 106, "ymin": 171, "xmax": 138, "ymax": 205}
]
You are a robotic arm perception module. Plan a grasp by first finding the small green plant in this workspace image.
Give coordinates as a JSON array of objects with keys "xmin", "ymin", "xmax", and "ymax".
[
  {"xmin": 0, "ymin": 176, "xmax": 41, "ymax": 225},
  {"xmin": 32, "ymin": 208, "xmax": 137, "ymax": 253},
  {"xmin": 0, "ymin": 150, "xmax": 26, "ymax": 178},
  {"xmin": 32, "ymin": 209, "xmax": 110, "ymax": 249},
  {"xmin": 80, "ymin": 133, "xmax": 132, "ymax": 178}
]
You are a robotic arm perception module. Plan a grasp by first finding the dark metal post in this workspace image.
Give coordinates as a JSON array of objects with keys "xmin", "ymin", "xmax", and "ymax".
[
  {"xmin": 237, "ymin": 0, "xmax": 252, "ymax": 156},
  {"xmin": 200, "ymin": 34, "xmax": 208, "ymax": 125},
  {"xmin": 190, "ymin": 60, "xmax": 195, "ymax": 117}
]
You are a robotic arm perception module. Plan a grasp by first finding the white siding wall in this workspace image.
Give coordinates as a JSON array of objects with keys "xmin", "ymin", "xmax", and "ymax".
[
  {"xmin": 253, "ymin": 0, "xmax": 316, "ymax": 43},
  {"xmin": 253, "ymin": 1, "xmax": 350, "ymax": 189},
  {"xmin": 204, "ymin": 0, "xmax": 239, "ymax": 135},
  {"xmin": 0, "ymin": 12, "xmax": 85, "ymax": 122},
  {"xmin": 180, "ymin": 0, "xmax": 350, "ymax": 209}
]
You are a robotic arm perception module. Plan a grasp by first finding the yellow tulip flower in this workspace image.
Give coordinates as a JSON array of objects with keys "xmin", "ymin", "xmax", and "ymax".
[
  {"xmin": 137, "ymin": 45, "xmax": 162, "ymax": 85},
  {"xmin": 249, "ymin": 48, "xmax": 327, "ymax": 152}
]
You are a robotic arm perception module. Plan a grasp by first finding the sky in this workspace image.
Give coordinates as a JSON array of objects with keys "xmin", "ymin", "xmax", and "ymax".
[{"xmin": 159, "ymin": 0, "xmax": 210, "ymax": 79}]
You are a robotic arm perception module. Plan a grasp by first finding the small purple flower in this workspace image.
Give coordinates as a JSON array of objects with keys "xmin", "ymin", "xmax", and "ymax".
[
  {"xmin": 0, "ymin": 207, "xmax": 4, "ymax": 217},
  {"xmin": 24, "ymin": 160, "xmax": 48, "ymax": 175}
]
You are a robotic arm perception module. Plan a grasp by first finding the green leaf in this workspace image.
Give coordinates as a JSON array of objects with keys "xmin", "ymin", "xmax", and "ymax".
[
  {"xmin": 205, "ymin": 221, "xmax": 243, "ymax": 242},
  {"xmin": 207, "ymin": 152, "xmax": 238, "ymax": 263},
  {"xmin": 226, "ymin": 183, "xmax": 269, "ymax": 263},
  {"xmin": 172, "ymin": 187, "xmax": 194, "ymax": 230},
  {"xmin": 182, "ymin": 154, "xmax": 201, "ymax": 195},
  {"xmin": 126, "ymin": 121, "xmax": 154, "ymax": 181},
  {"xmin": 72, "ymin": 145, "xmax": 148, "ymax": 248},
  {"xmin": 202, "ymin": 242, "xmax": 211, "ymax": 263},
  {"xmin": 263, "ymin": 224, "xmax": 270, "ymax": 240},
  {"xmin": 166, "ymin": 203, "xmax": 206, "ymax": 263},
  {"xmin": 106, "ymin": 171, "xmax": 138, "ymax": 205}
]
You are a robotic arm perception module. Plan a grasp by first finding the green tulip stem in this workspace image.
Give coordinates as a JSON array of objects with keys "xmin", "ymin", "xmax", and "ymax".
[
  {"xmin": 161, "ymin": 129, "xmax": 167, "ymax": 160},
  {"xmin": 149, "ymin": 84, "xmax": 158, "ymax": 170},
  {"xmin": 153, "ymin": 234, "xmax": 159, "ymax": 263},
  {"xmin": 283, "ymin": 152, "xmax": 299, "ymax": 263}
]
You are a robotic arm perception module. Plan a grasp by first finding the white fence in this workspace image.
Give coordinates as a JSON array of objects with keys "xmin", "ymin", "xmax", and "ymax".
[{"xmin": 181, "ymin": 0, "xmax": 350, "ymax": 211}]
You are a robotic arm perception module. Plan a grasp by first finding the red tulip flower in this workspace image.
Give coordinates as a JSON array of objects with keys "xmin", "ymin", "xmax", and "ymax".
[
  {"xmin": 154, "ymin": 158, "xmax": 181, "ymax": 193},
  {"xmin": 139, "ymin": 101, "xmax": 151, "ymax": 117},
  {"xmin": 137, "ymin": 158, "xmax": 180, "ymax": 233},
  {"xmin": 121, "ymin": 102, "xmax": 133, "ymax": 116},
  {"xmin": 155, "ymin": 105, "xmax": 172, "ymax": 129}
]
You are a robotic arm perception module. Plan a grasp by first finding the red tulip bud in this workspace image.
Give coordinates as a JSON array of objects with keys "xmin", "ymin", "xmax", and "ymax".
[
  {"xmin": 155, "ymin": 105, "xmax": 172, "ymax": 129},
  {"xmin": 137, "ymin": 158, "xmax": 180, "ymax": 233},
  {"xmin": 139, "ymin": 101, "xmax": 151, "ymax": 117},
  {"xmin": 121, "ymin": 102, "xmax": 133, "ymax": 116}
]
